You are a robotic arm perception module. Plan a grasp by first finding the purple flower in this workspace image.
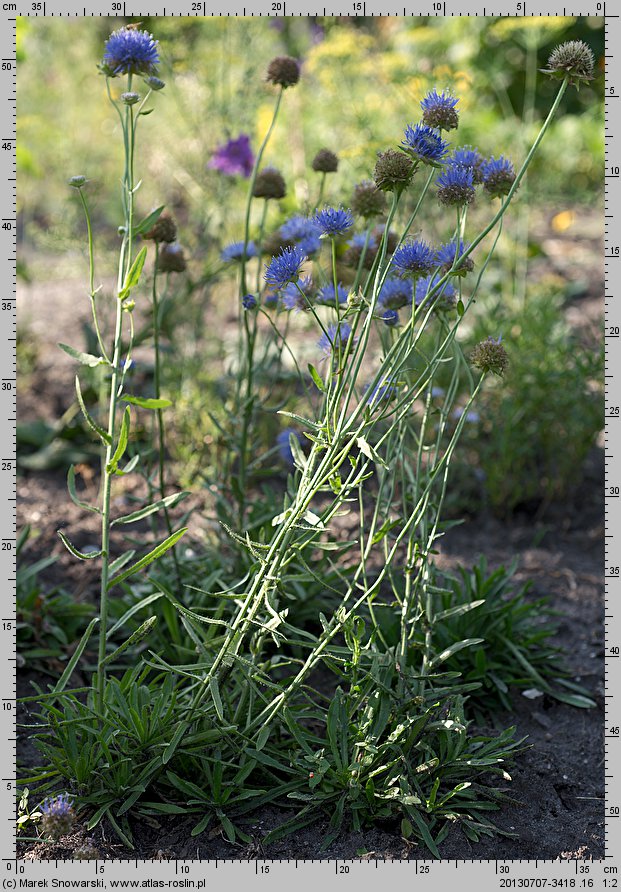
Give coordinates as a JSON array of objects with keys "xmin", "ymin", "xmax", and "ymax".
[
  {"xmin": 209, "ymin": 134, "xmax": 255, "ymax": 178},
  {"xmin": 392, "ymin": 239, "xmax": 436, "ymax": 278},
  {"xmin": 312, "ymin": 207, "xmax": 354, "ymax": 238},
  {"xmin": 242, "ymin": 294, "xmax": 258, "ymax": 310},
  {"xmin": 221, "ymin": 240, "xmax": 258, "ymax": 263},
  {"xmin": 316, "ymin": 282, "xmax": 349, "ymax": 307},
  {"xmin": 102, "ymin": 27, "xmax": 160, "ymax": 77},
  {"xmin": 378, "ymin": 277, "xmax": 413, "ymax": 310},
  {"xmin": 281, "ymin": 276, "xmax": 314, "ymax": 311},
  {"xmin": 264, "ymin": 246, "xmax": 308, "ymax": 289}
]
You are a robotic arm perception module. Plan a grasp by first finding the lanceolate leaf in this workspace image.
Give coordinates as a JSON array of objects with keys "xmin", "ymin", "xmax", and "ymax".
[
  {"xmin": 57, "ymin": 529, "xmax": 102, "ymax": 561},
  {"xmin": 133, "ymin": 205, "xmax": 165, "ymax": 236},
  {"xmin": 107, "ymin": 407, "xmax": 131, "ymax": 473},
  {"xmin": 119, "ymin": 246, "xmax": 148, "ymax": 300},
  {"xmin": 59, "ymin": 343, "xmax": 107, "ymax": 368},
  {"xmin": 75, "ymin": 375, "xmax": 111, "ymax": 445},
  {"xmin": 122, "ymin": 395, "xmax": 172, "ymax": 410},
  {"xmin": 107, "ymin": 528, "xmax": 187, "ymax": 590},
  {"xmin": 67, "ymin": 465, "xmax": 101, "ymax": 515},
  {"xmin": 111, "ymin": 491, "xmax": 189, "ymax": 526}
]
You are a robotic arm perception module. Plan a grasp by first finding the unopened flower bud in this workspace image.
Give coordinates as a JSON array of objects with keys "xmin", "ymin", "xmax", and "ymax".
[
  {"xmin": 121, "ymin": 91, "xmax": 141, "ymax": 105},
  {"xmin": 266, "ymin": 56, "xmax": 300, "ymax": 89},
  {"xmin": 373, "ymin": 149, "xmax": 414, "ymax": 193},
  {"xmin": 145, "ymin": 75, "xmax": 165, "ymax": 91},
  {"xmin": 471, "ymin": 336, "xmax": 508, "ymax": 377},
  {"xmin": 253, "ymin": 167, "xmax": 287, "ymax": 200},
  {"xmin": 542, "ymin": 40, "xmax": 595, "ymax": 87},
  {"xmin": 312, "ymin": 148, "xmax": 339, "ymax": 174},
  {"xmin": 68, "ymin": 175, "xmax": 87, "ymax": 188}
]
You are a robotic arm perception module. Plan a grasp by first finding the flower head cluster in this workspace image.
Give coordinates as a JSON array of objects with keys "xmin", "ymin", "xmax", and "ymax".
[
  {"xmin": 242, "ymin": 293, "xmax": 257, "ymax": 310},
  {"xmin": 266, "ymin": 55, "xmax": 300, "ymax": 89},
  {"xmin": 435, "ymin": 239, "xmax": 474, "ymax": 276},
  {"xmin": 221, "ymin": 241, "xmax": 258, "ymax": 263},
  {"xmin": 482, "ymin": 155, "xmax": 516, "ymax": 199},
  {"xmin": 420, "ymin": 90, "xmax": 459, "ymax": 131},
  {"xmin": 392, "ymin": 239, "xmax": 436, "ymax": 278},
  {"xmin": 378, "ymin": 277, "xmax": 413, "ymax": 310},
  {"xmin": 316, "ymin": 282, "xmax": 349, "ymax": 307},
  {"xmin": 542, "ymin": 40, "xmax": 595, "ymax": 87},
  {"xmin": 312, "ymin": 148, "xmax": 339, "ymax": 173},
  {"xmin": 436, "ymin": 164, "xmax": 475, "ymax": 207},
  {"xmin": 280, "ymin": 216, "xmax": 322, "ymax": 255},
  {"xmin": 351, "ymin": 180, "xmax": 386, "ymax": 218},
  {"xmin": 402, "ymin": 123, "xmax": 450, "ymax": 166},
  {"xmin": 209, "ymin": 134, "xmax": 254, "ymax": 178},
  {"xmin": 40, "ymin": 793, "xmax": 75, "ymax": 840},
  {"xmin": 470, "ymin": 336, "xmax": 509, "ymax": 376},
  {"xmin": 102, "ymin": 27, "xmax": 160, "ymax": 77},
  {"xmin": 373, "ymin": 149, "xmax": 415, "ymax": 193},
  {"xmin": 264, "ymin": 245, "xmax": 307, "ymax": 289},
  {"xmin": 415, "ymin": 276, "xmax": 457, "ymax": 313},
  {"xmin": 381, "ymin": 308, "xmax": 400, "ymax": 327},
  {"xmin": 450, "ymin": 146, "xmax": 484, "ymax": 184},
  {"xmin": 143, "ymin": 211, "xmax": 177, "ymax": 243},
  {"xmin": 253, "ymin": 167, "xmax": 287, "ymax": 200},
  {"xmin": 318, "ymin": 321, "xmax": 355, "ymax": 355},
  {"xmin": 312, "ymin": 206, "xmax": 354, "ymax": 238},
  {"xmin": 158, "ymin": 242, "xmax": 186, "ymax": 274},
  {"xmin": 281, "ymin": 276, "xmax": 313, "ymax": 311}
]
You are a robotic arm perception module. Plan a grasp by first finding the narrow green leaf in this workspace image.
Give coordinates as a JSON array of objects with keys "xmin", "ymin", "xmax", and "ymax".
[
  {"xmin": 209, "ymin": 677, "xmax": 224, "ymax": 721},
  {"xmin": 75, "ymin": 375, "xmax": 111, "ymax": 444},
  {"xmin": 356, "ymin": 436, "xmax": 388, "ymax": 470},
  {"xmin": 111, "ymin": 491, "xmax": 189, "ymax": 526},
  {"xmin": 122, "ymin": 395, "xmax": 172, "ymax": 410},
  {"xmin": 434, "ymin": 600, "xmax": 485, "ymax": 622},
  {"xmin": 162, "ymin": 721, "xmax": 190, "ymax": 765},
  {"xmin": 255, "ymin": 725, "xmax": 270, "ymax": 752},
  {"xmin": 100, "ymin": 617, "xmax": 157, "ymax": 667},
  {"xmin": 107, "ymin": 591, "xmax": 162, "ymax": 638},
  {"xmin": 308, "ymin": 363, "xmax": 325, "ymax": 392},
  {"xmin": 57, "ymin": 530, "xmax": 102, "ymax": 561},
  {"xmin": 429, "ymin": 637, "xmax": 484, "ymax": 669},
  {"xmin": 108, "ymin": 406, "xmax": 131, "ymax": 472},
  {"xmin": 52, "ymin": 617, "xmax": 99, "ymax": 695},
  {"xmin": 133, "ymin": 205, "xmax": 165, "ymax": 236},
  {"xmin": 67, "ymin": 466, "xmax": 100, "ymax": 515},
  {"xmin": 457, "ymin": 299, "xmax": 465, "ymax": 317},
  {"xmin": 107, "ymin": 528, "xmax": 187, "ymax": 590},
  {"xmin": 119, "ymin": 246, "xmax": 148, "ymax": 300},
  {"xmin": 58, "ymin": 343, "xmax": 106, "ymax": 368}
]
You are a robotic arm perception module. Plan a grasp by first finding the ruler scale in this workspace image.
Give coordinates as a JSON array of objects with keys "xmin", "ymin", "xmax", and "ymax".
[{"xmin": 7, "ymin": 3, "xmax": 614, "ymax": 886}]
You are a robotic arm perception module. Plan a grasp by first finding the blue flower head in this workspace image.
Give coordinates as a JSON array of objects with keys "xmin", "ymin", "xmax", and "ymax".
[
  {"xmin": 482, "ymin": 155, "xmax": 516, "ymax": 199},
  {"xmin": 277, "ymin": 428, "xmax": 302, "ymax": 466},
  {"xmin": 264, "ymin": 245, "xmax": 307, "ymax": 289},
  {"xmin": 420, "ymin": 90, "xmax": 459, "ymax": 131},
  {"xmin": 318, "ymin": 322, "xmax": 355, "ymax": 355},
  {"xmin": 450, "ymin": 145, "xmax": 484, "ymax": 183},
  {"xmin": 102, "ymin": 27, "xmax": 160, "ymax": 77},
  {"xmin": 316, "ymin": 282, "xmax": 349, "ymax": 307},
  {"xmin": 242, "ymin": 294, "xmax": 257, "ymax": 310},
  {"xmin": 40, "ymin": 793, "xmax": 75, "ymax": 840},
  {"xmin": 392, "ymin": 239, "xmax": 436, "ymax": 278},
  {"xmin": 221, "ymin": 241, "xmax": 258, "ymax": 263},
  {"xmin": 281, "ymin": 276, "xmax": 314, "ymax": 311},
  {"xmin": 312, "ymin": 207, "xmax": 354, "ymax": 238},
  {"xmin": 381, "ymin": 308, "xmax": 400, "ymax": 327},
  {"xmin": 378, "ymin": 277, "xmax": 413, "ymax": 310},
  {"xmin": 366, "ymin": 380, "xmax": 398, "ymax": 407},
  {"xmin": 415, "ymin": 275, "xmax": 457, "ymax": 312},
  {"xmin": 435, "ymin": 239, "xmax": 474, "ymax": 276},
  {"xmin": 402, "ymin": 123, "xmax": 450, "ymax": 167},
  {"xmin": 436, "ymin": 164, "xmax": 475, "ymax": 207},
  {"xmin": 280, "ymin": 216, "xmax": 322, "ymax": 255}
]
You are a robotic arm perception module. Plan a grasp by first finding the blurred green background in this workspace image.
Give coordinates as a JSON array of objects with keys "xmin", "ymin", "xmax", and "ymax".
[{"xmin": 17, "ymin": 15, "xmax": 605, "ymax": 516}]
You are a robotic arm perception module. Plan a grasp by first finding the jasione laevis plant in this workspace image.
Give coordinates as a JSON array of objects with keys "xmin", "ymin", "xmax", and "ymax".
[{"xmin": 61, "ymin": 26, "xmax": 189, "ymax": 712}]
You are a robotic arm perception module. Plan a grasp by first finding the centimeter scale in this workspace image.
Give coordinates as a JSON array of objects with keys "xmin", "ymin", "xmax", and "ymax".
[{"xmin": 1, "ymin": 3, "xmax": 617, "ymax": 887}]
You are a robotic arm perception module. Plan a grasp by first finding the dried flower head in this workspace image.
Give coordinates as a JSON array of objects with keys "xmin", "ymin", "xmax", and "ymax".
[
  {"xmin": 311, "ymin": 148, "xmax": 339, "ymax": 173},
  {"xmin": 351, "ymin": 180, "xmax": 387, "ymax": 218},
  {"xmin": 157, "ymin": 242, "xmax": 187, "ymax": 273},
  {"xmin": 143, "ymin": 211, "xmax": 177, "ymax": 243},
  {"xmin": 266, "ymin": 56, "xmax": 300, "ymax": 89},
  {"xmin": 373, "ymin": 149, "xmax": 415, "ymax": 193},
  {"xmin": 471, "ymin": 336, "xmax": 508, "ymax": 376},
  {"xmin": 253, "ymin": 167, "xmax": 287, "ymax": 200},
  {"xmin": 542, "ymin": 40, "xmax": 595, "ymax": 87},
  {"xmin": 73, "ymin": 840, "xmax": 101, "ymax": 861},
  {"xmin": 102, "ymin": 26, "xmax": 159, "ymax": 77},
  {"xmin": 420, "ymin": 90, "xmax": 460, "ymax": 131}
]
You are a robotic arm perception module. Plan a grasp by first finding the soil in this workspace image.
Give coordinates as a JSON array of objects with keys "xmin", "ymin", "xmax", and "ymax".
[{"xmin": 16, "ymin": 206, "xmax": 606, "ymax": 861}]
